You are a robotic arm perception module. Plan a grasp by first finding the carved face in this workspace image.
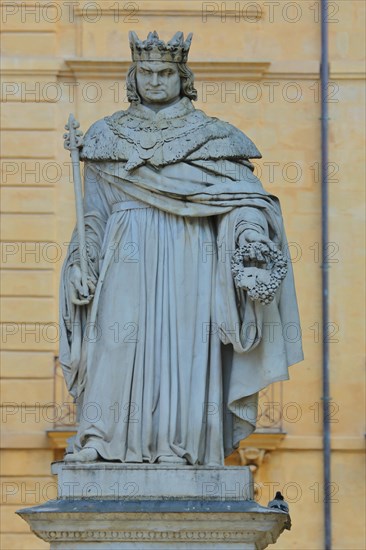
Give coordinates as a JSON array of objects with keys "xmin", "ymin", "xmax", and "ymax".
[{"xmin": 136, "ymin": 61, "xmax": 181, "ymax": 105}]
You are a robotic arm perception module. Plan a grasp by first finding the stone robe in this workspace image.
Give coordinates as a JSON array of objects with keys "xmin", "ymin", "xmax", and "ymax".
[{"xmin": 59, "ymin": 98, "xmax": 303, "ymax": 465}]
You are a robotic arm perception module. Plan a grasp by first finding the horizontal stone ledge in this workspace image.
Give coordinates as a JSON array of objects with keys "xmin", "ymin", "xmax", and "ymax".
[
  {"xmin": 73, "ymin": 2, "xmax": 263, "ymax": 20},
  {"xmin": 45, "ymin": 430, "xmax": 365, "ymax": 453},
  {"xmin": 17, "ymin": 498, "xmax": 290, "ymax": 549},
  {"xmin": 61, "ymin": 59, "xmax": 365, "ymax": 81},
  {"xmin": 3, "ymin": 58, "xmax": 365, "ymax": 81},
  {"xmin": 62, "ymin": 59, "xmax": 271, "ymax": 81},
  {"xmin": 1, "ymin": 57, "xmax": 62, "ymax": 77},
  {"xmin": 18, "ymin": 498, "xmax": 284, "ymax": 514},
  {"xmin": 278, "ymin": 436, "xmax": 366, "ymax": 451}
]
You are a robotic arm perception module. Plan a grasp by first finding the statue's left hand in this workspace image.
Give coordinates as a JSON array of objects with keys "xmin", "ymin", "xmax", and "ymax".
[{"xmin": 238, "ymin": 229, "xmax": 277, "ymax": 262}]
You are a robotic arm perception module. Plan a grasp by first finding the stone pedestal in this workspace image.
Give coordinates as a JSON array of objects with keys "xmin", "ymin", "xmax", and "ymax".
[{"xmin": 17, "ymin": 462, "xmax": 290, "ymax": 549}]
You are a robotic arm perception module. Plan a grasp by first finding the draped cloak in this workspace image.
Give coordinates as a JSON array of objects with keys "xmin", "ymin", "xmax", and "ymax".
[{"xmin": 59, "ymin": 98, "xmax": 303, "ymax": 465}]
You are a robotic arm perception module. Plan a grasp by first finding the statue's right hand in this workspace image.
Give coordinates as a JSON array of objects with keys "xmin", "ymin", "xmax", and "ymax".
[{"xmin": 69, "ymin": 264, "xmax": 96, "ymax": 306}]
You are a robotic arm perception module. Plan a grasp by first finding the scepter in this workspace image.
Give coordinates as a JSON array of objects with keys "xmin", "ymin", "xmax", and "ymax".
[{"xmin": 64, "ymin": 114, "xmax": 89, "ymax": 297}]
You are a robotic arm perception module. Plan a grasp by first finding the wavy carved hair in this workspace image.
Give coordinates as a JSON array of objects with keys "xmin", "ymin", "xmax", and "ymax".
[{"xmin": 126, "ymin": 62, "xmax": 198, "ymax": 103}]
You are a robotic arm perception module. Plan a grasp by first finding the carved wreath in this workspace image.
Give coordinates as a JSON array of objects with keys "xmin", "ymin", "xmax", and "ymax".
[{"xmin": 231, "ymin": 243, "xmax": 288, "ymax": 305}]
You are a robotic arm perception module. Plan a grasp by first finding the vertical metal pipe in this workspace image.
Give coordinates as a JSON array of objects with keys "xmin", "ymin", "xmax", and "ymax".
[{"xmin": 320, "ymin": 0, "xmax": 331, "ymax": 548}]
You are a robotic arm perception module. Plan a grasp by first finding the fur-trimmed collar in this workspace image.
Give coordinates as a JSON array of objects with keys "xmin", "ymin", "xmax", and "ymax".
[{"xmin": 80, "ymin": 98, "xmax": 261, "ymax": 170}]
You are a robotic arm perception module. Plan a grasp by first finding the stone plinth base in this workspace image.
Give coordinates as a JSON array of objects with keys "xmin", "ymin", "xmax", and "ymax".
[
  {"xmin": 17, "ymin": 462, "xmax": 290, "ymax": 549},
  {"xmin": 51, "ymin": 461, "xmax": 254, "ymax": 500}
]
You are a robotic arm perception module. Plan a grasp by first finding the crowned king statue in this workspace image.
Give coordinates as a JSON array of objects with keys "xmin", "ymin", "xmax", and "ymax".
[{"xmin": 60, "ymin": 31, "xmax": 303, "ymax": 465}]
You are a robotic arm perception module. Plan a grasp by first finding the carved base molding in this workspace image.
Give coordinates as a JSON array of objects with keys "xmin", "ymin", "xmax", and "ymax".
[
  {"xmin": 18, "ymin": 462, "xmax": 290, "ymax": 549},
  {"xmin": 18, "ymin": 499, "xmax": 290, "ymax": 550}
]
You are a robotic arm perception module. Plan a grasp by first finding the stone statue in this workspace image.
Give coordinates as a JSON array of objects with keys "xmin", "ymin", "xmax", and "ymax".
[{"xmin": 60, "ymin": 31, "xmax": 303, "ymax": 465}]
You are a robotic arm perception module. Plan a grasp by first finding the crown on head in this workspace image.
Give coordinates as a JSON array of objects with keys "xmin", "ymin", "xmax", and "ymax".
[{"xmin": 129, "ymin": 31, "xmax": 193, "ymax": 63}]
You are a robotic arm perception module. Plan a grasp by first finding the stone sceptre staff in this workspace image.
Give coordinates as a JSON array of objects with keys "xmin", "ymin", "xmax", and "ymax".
[{"xmin": 63, "ymin": 113, "xmax": 89, "ymax": 298}]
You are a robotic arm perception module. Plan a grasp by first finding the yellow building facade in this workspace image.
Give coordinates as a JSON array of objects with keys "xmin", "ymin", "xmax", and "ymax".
[{"xmin": 1, "ymin": 1, "xmax": 365, "ymax": 548}]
